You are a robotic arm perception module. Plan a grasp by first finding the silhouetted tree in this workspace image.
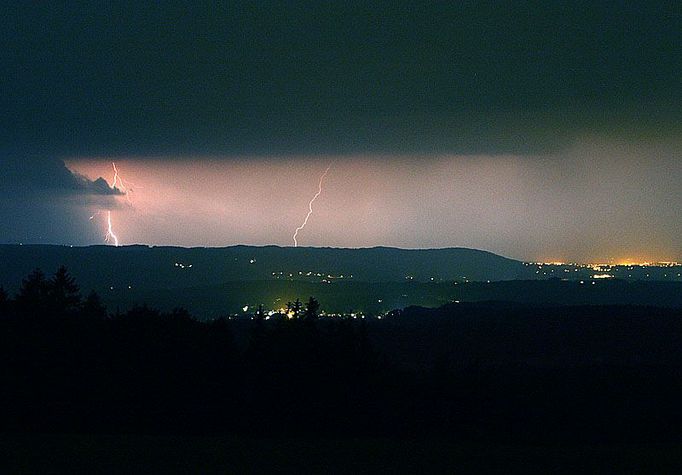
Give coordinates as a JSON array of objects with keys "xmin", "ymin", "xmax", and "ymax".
[
  {"xmin": 254, "ymin": 304, "xmax": 266, "ymax": 320},
  {"xmin": 15, "ymin": 268, "xmax": 50, "ymax": 316},
  {"xmin": 82, "ymin": 290, "xmax": 108, "ymax": 319},
  {"xmin": 169, "ymin": 306, "xmax": 193, "ymax": 322},
  {"xmin": 292, "ymin": 298, "xmax": 303, "ymax": 319},
  {"xmin": 122, "ymin": 304, "xmax": 161, "ymax": 321},
  {"xmin": 303, "ymin": 296, "xmax": 320, "ymax": 320},
  {"xmin": 285, "ymin": 299, "xmax": 304, "ymax": 319},
  {"xmin": 0, "ymin": 286, "xmax": 7, "ymax": 316},
  {"xmin": 49, "ymin": 266, "xmax": 81, "ymax": 315},
  {"xmin": 246, "ymin": 311, "xmax": 267, "ymax": 369}
]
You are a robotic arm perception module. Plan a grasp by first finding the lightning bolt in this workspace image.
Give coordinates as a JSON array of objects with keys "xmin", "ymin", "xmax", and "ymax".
[
  {"xmin": 92, "ymin": 162, "xmax": 133, "ymax": 246},
  {"xmin": 292, "ymin": 165, "xmax": 331, "ymax": 247},
  {"xmin": 112, "ymin": 162, "xmax": 123, "ymax": 190},
  {"xmin": 105, "ymin": 211, "xmax": 119, "ymax": 247},
  {"xmin": 103, "ymin": 162, "xmax": 126, "ymax": 246},
  {"xmin": 111, "ymin": 162, "xmax": 135, "ymax": 204}
]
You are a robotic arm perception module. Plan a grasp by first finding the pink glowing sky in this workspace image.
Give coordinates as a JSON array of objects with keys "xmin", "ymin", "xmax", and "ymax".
[{"xmin": 64, "ymin": 138, "xmax": 682, "ymax": 263}]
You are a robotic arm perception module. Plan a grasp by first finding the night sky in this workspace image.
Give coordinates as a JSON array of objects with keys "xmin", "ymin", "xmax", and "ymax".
[{"xmin": 2, "ymin": 2, "xmax": 681, "ymax": 261}]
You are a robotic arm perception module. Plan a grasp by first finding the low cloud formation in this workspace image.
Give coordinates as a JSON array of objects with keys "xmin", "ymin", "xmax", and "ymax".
[
  {"xmin": 77, "ymin": 176, "xmax": 123, "ymax": 196},
  {"xmin": 4, "ymin": 152, "xmax": 122, "ymax": 196},
  {"xmin": 0, "ymin": 152, "xmax": 123, "ymax": 244}
]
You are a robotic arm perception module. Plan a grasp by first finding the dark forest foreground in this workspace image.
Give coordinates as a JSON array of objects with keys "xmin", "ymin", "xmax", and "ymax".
[
  {"xmin": 4, "ymin": 433, "xmax": 682, "ymax": 474},
  {"xmin": 3, "ymin": 268, "xmax": 682, "ymax": 472}
]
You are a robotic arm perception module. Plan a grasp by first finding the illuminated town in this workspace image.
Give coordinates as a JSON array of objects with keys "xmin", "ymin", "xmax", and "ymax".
[
  {"xmin": 154, "ymin": 257, "xmax": 682, "ymax": 319},
  {"xmin": 526, "ymin": 261, "xmax": 682, "ymax": 281}
]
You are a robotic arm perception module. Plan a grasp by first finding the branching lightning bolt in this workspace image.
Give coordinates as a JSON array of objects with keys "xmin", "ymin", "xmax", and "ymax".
[
  {"xmin": 111, "ymin": 162, "xmax": 135, "ymax": 204},
  {"xmin": 104, "ymin": 162, "xmax": 127, "ymax": 245},
  {"xmin": 105, "ymin": 211, "xmax": 119, "ymax": 246},
  {"xmin": 92, "ymin": 161, "xmax": 132, "ymax": 246},
  {"xmin": 112, "ymin": 162, "xmax": 123, "ymax": 190},
  {"xmin": 292, "ymin": 165, "xmax": 331, "ymax": 247}
]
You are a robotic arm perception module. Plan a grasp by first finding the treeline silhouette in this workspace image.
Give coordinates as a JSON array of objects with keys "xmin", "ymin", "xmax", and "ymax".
[{"xmin": 2, "ymin": 268, "xmax": 682, "ymax": 443}]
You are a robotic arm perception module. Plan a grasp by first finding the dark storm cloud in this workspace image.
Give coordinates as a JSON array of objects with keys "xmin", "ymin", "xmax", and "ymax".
[
  {"xmin": 79, "ymin": 176, "xmax": 123, "ymax": 195},
  {"xmin": 2, "ymin": 1, "xmax": 680, "ymax": 157},
  {"xmin": 4, "ymin": 152, "xmax": 122, "ymax": 196},
  {"xmin": 0, "ymin": 152, "xmax": 122, "ymax": 245}
]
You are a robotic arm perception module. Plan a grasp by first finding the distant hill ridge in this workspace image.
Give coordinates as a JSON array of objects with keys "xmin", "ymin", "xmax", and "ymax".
[{"xmin": 0, "ymin": 244, "xmax": 528, "ymax": 292}]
